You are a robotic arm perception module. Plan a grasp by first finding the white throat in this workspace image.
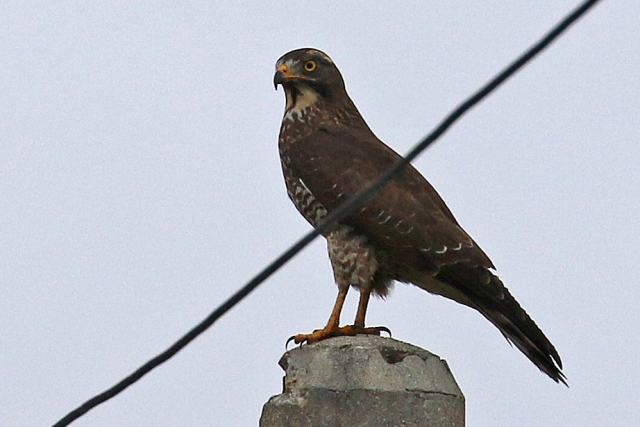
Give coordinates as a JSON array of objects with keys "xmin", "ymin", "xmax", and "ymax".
[{"xmin": 284, "ymin": 85, "xmax": 319, "ymax": 122}]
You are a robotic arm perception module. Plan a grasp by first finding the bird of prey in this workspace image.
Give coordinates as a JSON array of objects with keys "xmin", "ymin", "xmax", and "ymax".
[{"xmin": 274, "ymin": 47, "xmax": 566, "ymax": 384}]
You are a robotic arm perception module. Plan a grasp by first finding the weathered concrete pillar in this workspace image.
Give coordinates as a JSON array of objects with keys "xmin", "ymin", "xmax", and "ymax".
[{"xmin": 260, "ymin": 335, "xmax": 464, "ymax": 427}]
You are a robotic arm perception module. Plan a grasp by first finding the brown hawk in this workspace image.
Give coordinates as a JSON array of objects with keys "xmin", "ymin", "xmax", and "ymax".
[{"xmin": 274, "ymin": 48, "xmax": 565, "ymax": 384}]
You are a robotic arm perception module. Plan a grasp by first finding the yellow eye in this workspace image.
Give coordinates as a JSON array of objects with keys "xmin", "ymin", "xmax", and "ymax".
[{"xmin": 303, "ymin": 60, "xmax": 317, "ymax": 72}]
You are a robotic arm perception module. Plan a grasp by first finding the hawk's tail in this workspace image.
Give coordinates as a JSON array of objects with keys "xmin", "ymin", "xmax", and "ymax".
[{"xmin": 437, "ymin": 266, "xmax": 567, "ymax": 385}]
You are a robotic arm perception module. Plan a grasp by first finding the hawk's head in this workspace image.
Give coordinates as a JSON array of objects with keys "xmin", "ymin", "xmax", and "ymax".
[{"xmin": 274, "ymin": 48, "xmax": 346, "ymax": 113}]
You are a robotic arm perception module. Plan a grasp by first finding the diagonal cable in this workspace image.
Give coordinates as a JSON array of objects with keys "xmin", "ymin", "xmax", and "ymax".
[{"xmin": 51, "ymin": 1, "xmax": 601, "ymax": 425}]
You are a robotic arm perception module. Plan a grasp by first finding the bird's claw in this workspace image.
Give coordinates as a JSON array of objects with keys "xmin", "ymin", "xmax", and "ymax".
[
  {"xmin": 285, "ymin": 335, "xmax": 297, "ymax": 349},
  {"xmin": 285, "ymin": 325, "xmax": 391, "ymax": 349}
]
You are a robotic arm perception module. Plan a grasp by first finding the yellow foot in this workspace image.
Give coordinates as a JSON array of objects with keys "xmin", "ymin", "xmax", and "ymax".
[{"xmin": 286, "ymin": 325, "xmax": 391, "ymax": 347}]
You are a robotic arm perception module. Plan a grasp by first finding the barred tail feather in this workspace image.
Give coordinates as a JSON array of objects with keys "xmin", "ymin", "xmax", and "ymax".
[
  {"xmin": 434, "ymin": 265, "xmax": 567, "ymax": 385},
  {"xmin": 472, "ymin": 290, "xmax": 567, "ymax": 385}
]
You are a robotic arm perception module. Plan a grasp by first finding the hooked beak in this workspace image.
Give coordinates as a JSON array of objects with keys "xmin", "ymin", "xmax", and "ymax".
[
  {"xmin": 273, "ymin": 64, "xmax": 307, "ymax": 90},
  {"xmin": 273, "ymin": 71, "xmax": 284, "ymax": 89}
]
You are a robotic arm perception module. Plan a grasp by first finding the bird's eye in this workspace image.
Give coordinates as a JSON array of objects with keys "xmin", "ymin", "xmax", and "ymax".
[{"xmin": 303, "ymin": 60, "xmax": 317, "ymax": 72}]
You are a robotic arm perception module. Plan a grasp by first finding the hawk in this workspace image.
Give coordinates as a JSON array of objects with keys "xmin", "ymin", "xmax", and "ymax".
[{"xmin": 274, "ymin": 48, "xmax": 565, "ymax": 384}]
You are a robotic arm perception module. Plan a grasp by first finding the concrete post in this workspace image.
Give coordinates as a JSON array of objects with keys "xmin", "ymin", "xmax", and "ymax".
[{"xmin": 260, "ymin": 335, "xmax": 465, "ymax": 427}]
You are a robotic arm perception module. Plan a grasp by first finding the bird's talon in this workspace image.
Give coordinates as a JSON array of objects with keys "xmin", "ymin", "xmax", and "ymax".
[
  {"xmin": 378, "ymin": 326, "xmax": 392, "ymax": 337},
  {"xmin": 285, "ymin": 334, "xmax": 311, "ymax": 349},
  {"xmin": 285, "ymin": 324, "xmax": 392, "ymax": 347},
  {"xmin": 285, "ymin": 335, "xmax": 296, "ymax": 349}
]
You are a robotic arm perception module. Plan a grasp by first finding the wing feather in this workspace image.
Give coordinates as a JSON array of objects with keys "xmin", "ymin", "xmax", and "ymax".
[{"xmin": 281, "ymin": 126, "xmax": 492, "ymax": 269}]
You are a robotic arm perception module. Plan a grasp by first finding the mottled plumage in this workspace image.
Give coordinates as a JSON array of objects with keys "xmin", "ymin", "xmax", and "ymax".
[{"xmin": 274, "ymin": 48, "xmax": 565, "ymax": 384}]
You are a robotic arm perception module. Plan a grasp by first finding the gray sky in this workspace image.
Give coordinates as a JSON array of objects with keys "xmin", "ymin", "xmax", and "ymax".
[{"xmin": 2, "ymin": 1, "xmax": 638, "ymax": 426}]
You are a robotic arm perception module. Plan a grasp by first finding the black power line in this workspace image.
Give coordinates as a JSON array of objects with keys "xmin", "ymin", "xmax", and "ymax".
[{"xmin": 51, "ymin": 1, "xmax": 601, "ymax": 425}]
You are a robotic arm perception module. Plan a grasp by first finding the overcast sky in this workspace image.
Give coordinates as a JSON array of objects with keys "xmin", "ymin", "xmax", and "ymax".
[{"xmin": 2, "ymin": 1, "xmax": 639, "ymax": 426}]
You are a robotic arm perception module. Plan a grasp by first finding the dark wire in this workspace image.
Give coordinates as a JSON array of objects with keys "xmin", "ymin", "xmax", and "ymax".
[{"xmin": 51, "ymin": 1, "xmax": 601, "ymax": 425}]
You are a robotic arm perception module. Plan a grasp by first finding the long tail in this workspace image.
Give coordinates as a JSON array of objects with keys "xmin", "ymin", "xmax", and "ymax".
[{"xmin": 436, "ymin": 265, "xmax": 567, "ymax": 385}]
